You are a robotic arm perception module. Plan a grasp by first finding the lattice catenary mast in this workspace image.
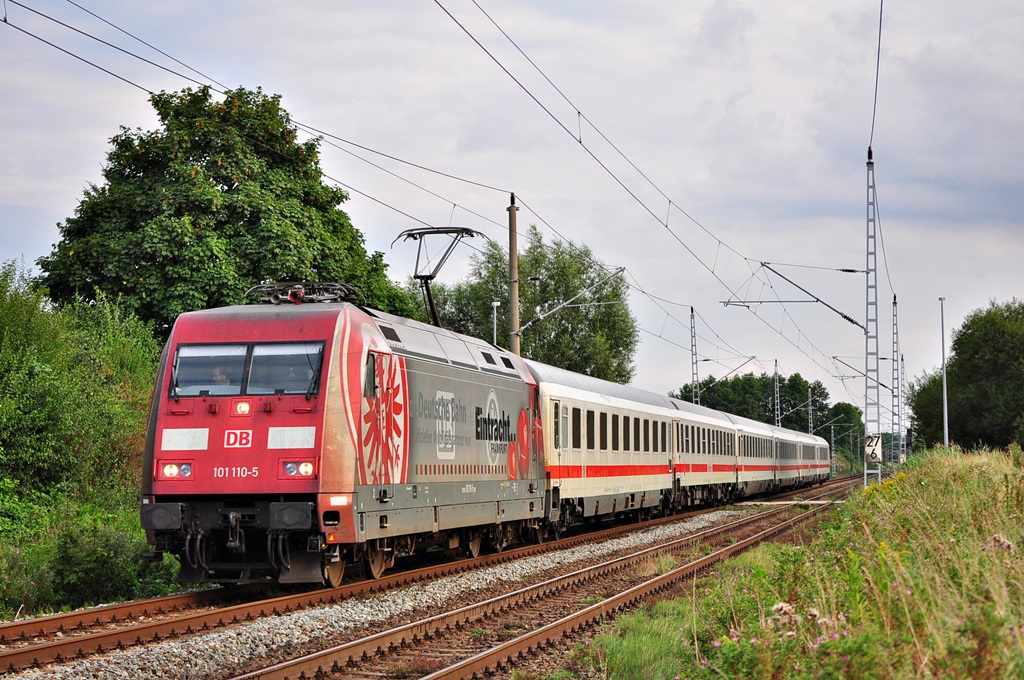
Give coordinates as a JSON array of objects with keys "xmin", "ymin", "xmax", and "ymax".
[{"xmin": 864, "ymin": 148, "xmax": 883, "ymax": 484}]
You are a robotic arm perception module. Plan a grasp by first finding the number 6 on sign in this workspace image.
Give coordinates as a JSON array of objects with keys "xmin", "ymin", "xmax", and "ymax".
[{"xmin": 865, "ymin": 434, "xmax": 883, "ymax": 463}]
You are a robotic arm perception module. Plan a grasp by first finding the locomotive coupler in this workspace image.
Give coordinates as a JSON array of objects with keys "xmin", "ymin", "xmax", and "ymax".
[{"xmin": 226, "ymin": 511, "xmax": 247, "ymax": 554}]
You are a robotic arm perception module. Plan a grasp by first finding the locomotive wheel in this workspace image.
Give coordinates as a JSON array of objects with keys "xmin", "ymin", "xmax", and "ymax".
[
  {"xmin": 364, "ymin": 544, "xmax": 388, "ymax": 580},
  {"xmin": 322, "ymin": 558, "xmax": 345, "ymax": 588},
  {"xmin": 466, "ymin": 531, "xmax": 483, "ymax": 559}
]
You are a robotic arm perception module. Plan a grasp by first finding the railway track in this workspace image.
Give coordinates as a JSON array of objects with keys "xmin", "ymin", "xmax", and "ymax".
[
  {"xmin": 223, "ymin": 483, "xmax": 849, "ymax": 679},
  {"xmin": 1, "ymin": 478, "xmax": 855, "ymax": 677}
]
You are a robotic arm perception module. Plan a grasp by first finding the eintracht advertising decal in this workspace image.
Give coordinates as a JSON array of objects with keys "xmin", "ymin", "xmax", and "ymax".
[{"xmin": 476, "ymin": 389, "xmax": 514, "ymax": 467}]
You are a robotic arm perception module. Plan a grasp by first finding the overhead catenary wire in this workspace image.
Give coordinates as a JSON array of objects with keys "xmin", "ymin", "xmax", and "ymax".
[
  {"xmin": 7, "ymin": 0, "xmax": 756, "ymax": 379},
  {"xmin": 436, "ymin": 1, "xmax": 863, "ymax": 387},
  {"xmin": 5, "ymin": 0, "xmax": 851, "ymax": 397}
]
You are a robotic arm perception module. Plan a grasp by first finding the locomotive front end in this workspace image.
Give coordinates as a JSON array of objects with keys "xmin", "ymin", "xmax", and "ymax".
[{"xmin": 141, "ymin": 290, "xmax": 351, "ymax": 585}]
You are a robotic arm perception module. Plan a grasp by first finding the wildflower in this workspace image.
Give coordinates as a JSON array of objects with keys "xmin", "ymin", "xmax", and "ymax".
[
  {"xmin": 769, "ymin": 601, "xmax": 802, "ymax": 628},
  {"xmin": 712, "ymin": 640, "xmax": 721, "ymax": 647},
  {"xmin": 990, "ymin": 534, "xmax": 1016, "ymax": 552}
]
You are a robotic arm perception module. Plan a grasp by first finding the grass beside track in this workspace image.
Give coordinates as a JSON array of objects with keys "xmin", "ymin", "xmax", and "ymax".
[{"xmin": 550, "ymin": 446, "xmax": 1024, "ymax": 679}]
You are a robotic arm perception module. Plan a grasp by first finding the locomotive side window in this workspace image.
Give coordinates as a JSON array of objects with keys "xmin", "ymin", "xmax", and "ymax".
[
  {"xmin": 363, "ymin": 353, "xmax": 378, "ymax": 398},
  {"xmin": 172, "ymin": 344, "xmax": 247, "ymax": 396},
  {"xmin": 248, "ymin": 342, "xmax": 324, "ymax": 396}
]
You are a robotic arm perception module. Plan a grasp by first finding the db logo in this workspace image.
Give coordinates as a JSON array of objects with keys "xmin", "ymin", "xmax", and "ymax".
[{"xmin": 224, "ymin": 430, "xmax": 253, "ymax": 448}]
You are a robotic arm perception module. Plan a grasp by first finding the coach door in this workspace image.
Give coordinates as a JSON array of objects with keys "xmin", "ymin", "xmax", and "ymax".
[{"xmin": 551, "ymin": 400, "xmax": 563, "ymax": 486}]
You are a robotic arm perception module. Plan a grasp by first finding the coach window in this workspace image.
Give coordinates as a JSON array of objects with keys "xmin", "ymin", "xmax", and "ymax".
[
  {"xmin": 633, "ymin": 417, "xmax": 641, "ymax": 452},
  {"xmin": 612, "ymin": 415, "xmax": 620, "ymax": 452},
  {"xmin": 623, "ymin": 416, "xmax": 631, "ymax": 452},
  {"xmin": 600, "ymin": 412, "xmax": 608, "ymax": 451},
  {"xmin": 643, "ymin": 419, "xmax": 650, "ymax": 453},
  {"xmin": 562, "ymin": 406, "xmax": 569, "ymax": 450},
  {"xmin": 661, "ymin": 422, "xmax": 668, "ymax": 453},
  {"xmin": 572, "ymin": 407, "xmax": 582, "ymax": 450},
  {"xmin": 586, "ymin": 410, "xmax": 595, "ymax": 451},
  {"xmin": 651, "ymin": 419, "xmax": 657, "ymax": 452}
]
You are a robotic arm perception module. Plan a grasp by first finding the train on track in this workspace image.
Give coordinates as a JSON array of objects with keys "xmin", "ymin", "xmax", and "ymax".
[{"xmin": 141, "ymin": 282, "xmax": 830, "ymax": 585}]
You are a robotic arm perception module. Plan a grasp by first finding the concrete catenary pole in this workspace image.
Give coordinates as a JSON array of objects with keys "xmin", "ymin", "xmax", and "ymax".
[{"xmin": 509, "ymin": 193, "xmax": 521, "ymax": 356}]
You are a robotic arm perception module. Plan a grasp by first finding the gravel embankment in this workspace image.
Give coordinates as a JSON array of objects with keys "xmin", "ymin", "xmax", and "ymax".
[{"xmin": 5, "ymin": 510, "xmax": 741, "ymax": 680}]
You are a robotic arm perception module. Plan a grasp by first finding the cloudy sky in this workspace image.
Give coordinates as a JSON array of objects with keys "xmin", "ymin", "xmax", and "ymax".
[{"xmin": 2, "ymin": 1, "xmax": 1021, "ymax": 434}]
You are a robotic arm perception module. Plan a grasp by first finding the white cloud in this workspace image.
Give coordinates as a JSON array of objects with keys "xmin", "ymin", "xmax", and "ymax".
[{"xmin": 1, "ymin": 0, "xmax": 1021, "ymax": 427}]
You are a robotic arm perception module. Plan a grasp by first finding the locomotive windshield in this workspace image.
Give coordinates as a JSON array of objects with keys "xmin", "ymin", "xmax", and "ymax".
[{"xmin": 171, "ymin": 342, "xmax": 324, "ymax": 397}]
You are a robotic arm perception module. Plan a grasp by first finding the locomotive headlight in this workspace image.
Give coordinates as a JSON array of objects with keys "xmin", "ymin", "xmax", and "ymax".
[
  {"xmin": 282, "ymin": 461, "xmax": 315, "ymax": 477},
  {"xmin": 234, "ymin": 400, "xmax": 252, "ymax": 416},
  {"xmin": 160, "ymin": 461, "xmax": 194, "ymax": 479}
]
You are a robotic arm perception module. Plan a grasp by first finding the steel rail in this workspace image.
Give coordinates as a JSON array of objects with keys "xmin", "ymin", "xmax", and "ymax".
[{"xmin": 226, "ymin": 492, "xmax": 844, "ymax": 680}]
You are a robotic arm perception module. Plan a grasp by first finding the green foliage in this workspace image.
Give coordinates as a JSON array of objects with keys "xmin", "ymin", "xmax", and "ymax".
[
  {"xmin": 425, "ymin": 225, "xmax": 639, "ymax": 383},
  {"xmin": 671, "ymin": 371, "xmax": 847, "ymax": 435},
  {"xmin": 51, "ymin": 511, "xmax": 177, "ymax": 610},
  {"xmin": 1, "ymin": 261, "xmax": 160, "ymax": 493},
  {"xmin": 0, "ymin": 495, "xmax": 180, "ymax": 617},
  {"xmin": 36, "ymin": 86, "xmax": 416, "ymax": 334},
  {"xmin": 1, "ymin": 260, "xmax": 180, "ymax": 616},
  {"xmin": 910, "ymin": 298, "xmax": 1024, "ymax": 449},
  {"xmin": 591, "ymin": 448, "xmax": 1024, "ymax": 678}
]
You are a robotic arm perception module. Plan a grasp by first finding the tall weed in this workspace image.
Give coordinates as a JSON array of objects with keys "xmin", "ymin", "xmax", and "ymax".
[{"xmin": 593, "ymin": 448, "xmax": 1024, "ymax": 678}]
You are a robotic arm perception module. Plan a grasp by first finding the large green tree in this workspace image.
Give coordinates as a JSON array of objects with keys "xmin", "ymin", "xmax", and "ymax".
[
  {"xmin": 37, "ymin": 86, "xmax": 415, "ymax": 332},
  {"xmin": 909, "ymin": 298, "xmax": 1024, "ymax": 448},
  {"xmin": 423, "ymin": 225, "xmax": 639, "ymax": 383}
]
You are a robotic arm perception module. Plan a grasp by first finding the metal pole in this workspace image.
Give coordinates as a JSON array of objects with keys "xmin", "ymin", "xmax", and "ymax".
[
  {"xmin": 492, "ymin": 301, "xmax": 499, "ymax": 346},
  {"xmin": 690, "ymin": 307, "xmax": 700, "ymax": 405},
  {"xmin": 774, "ymin": 360, "xmax": 781, "ymax": 427},
  {"xmin": 940, "ymin": 296, "xmax": 949, "ymax": 447},
  {"xmin": 509, "ymin": 194, "xmax": 520, "ymax": 356},
  {"xmin": 808, "ymin": 386, "xmax": 813, "ymax": 434}
]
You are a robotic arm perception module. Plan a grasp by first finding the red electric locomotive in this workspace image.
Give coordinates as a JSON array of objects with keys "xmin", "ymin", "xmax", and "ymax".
[{"xmin": 141, "ymin": 284, "xmax": 546, "ymax": 585}]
